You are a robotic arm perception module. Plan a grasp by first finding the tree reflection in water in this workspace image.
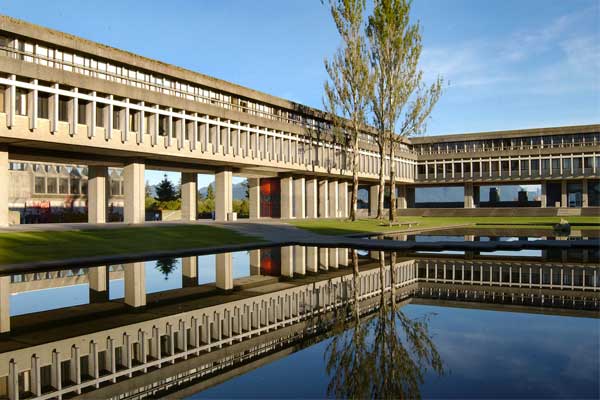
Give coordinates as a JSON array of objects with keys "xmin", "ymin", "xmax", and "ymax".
[
  {"xmin": 325, "ymin": 251, "xmax": 444, "ymax": 399},
  {"xmin": 155, "ymin": 258, "xmax": 178, "ymax": 280}
]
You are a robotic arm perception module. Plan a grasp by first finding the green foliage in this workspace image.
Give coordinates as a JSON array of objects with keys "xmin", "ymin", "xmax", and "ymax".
[
  {"xmin": 233, "ymin": 199, "xmax": 249, "ymax": 218},
  {"xmin": 206, "ymin": 184, "xmax": 215, "ymax": 201},
  {"xmin": 198, "ymin": 198, "xmax": 215, "ymax": 215},
  {"xmin": 155, "ymin": 174, "xmax": 179, "ymax": 202},
  {"xmin": 146, "ymin": 197, "xmax": 181, "ymax": 211}
]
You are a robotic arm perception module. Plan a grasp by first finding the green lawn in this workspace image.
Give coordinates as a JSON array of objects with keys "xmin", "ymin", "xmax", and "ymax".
[
  {"xmin": 0, "ymin": 225, "xmax": 263, "ymax": 265},
  {"xmin": 290, "ymin": 216, "xmax": 600, "ymax": 236}
]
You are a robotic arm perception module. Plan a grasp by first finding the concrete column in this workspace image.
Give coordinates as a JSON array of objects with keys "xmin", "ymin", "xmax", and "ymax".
[
  {"xmin": 328, "ymin": 247, "xmax": 339, "ymax": 269},
  {"xmin": 0, "ymin": 276, "xmax": 10, "ymax": 333},
  {"xmin": 215, "ymin": 169, "xmax": 232, "ymax": 221},
  {"xmin": 88, "ymin": 166, "xmax": 108, "ymax": 224},
  {"xmin": 294, "ymin": 177, "xmax": 306, "ymax": 219},
  {"xmin": 338, "ymin": 181, "xmax": 348, "ymax": 218},
  {"xmin": 294, "ymin": 246, "xmax": 306, "ymax": 275},
  {"xmin": 0, "ymin": 148, "xmax": 8, "ymax": 227},
  {"xmin": 181, "ymin": 172, "xmax": 197, "ymax": 221},
  {"xmin": 319, "ymin": 248, "xmax": 329, "ymax": 270},
  {"xmin": 88, "ymin": 266, "xmax": 108, "ymax": 303},
  {"xmin": 250, "ymin": 249, "xmax": 261, "ymax": 275},
  {"xmin": 280, "ymin": 176, "xmax": 293, "ymax": 219},
  {"xmin": 124, "ymin": 161, "xmax": 145, "ymax": 224},
  {"xmin": 248, "ymin": 178, "xmax": 260, "ymax": 219},
  {"xmin": 541, "ymin": 181, "xmax": 547, "ymax": 208},
  {"xmin": 319, "ymin": 180, "xmax": 329, "ymax": 218},
  {"xmin": 182, "ymin": 256, "xmax": 198, "ymax": 287},
  {"xmin": 124, "ymin": 262, "xmax": 146, "ymax": 307},
  {"xmin": 397, "ymin": 185, "xmax": 407, "ymax": 209},
  {"xmin": 369, "ymin": 184, "xmax": 379, "ymax": 217},
  {"xmin": 582, "ymin": 179, "xmax": 588, "ymax": 208},
  {"xmin": 281, "ymin": 246, "xmax": 294, "ymax": 277},
  {"xmin": 561, "ymin": 180, "xmax": 568, "ymax": 207},
  {"xmin": 328, "ymin": 180, "xmax": 339, "ymax": 218},
  {"xmin": 306, "ymin": 178, "xmax": 318, "ymax": 218},
  {"xmin": 4, "ymin": 77, "xmax": 15, "ymax": 128},
  {"xmin": 306, "ymin": 247, "xmax": 318, "ymax": 273},
  {"xmin": 464, "ymin": 182, "xmax": 475, "ymax": 209},
  {"xmin": 339, "ymin": 248, "xmax": 349, "ymax": 267},
  {"xmin": 216, "ymin": 252, "xmax": 233, "ymax": 290}
]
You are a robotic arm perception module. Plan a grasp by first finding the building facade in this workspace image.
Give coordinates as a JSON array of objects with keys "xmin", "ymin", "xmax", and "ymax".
[{"xmin": 0, "ymin": 15, "xmax": 598, "ymax": 226}]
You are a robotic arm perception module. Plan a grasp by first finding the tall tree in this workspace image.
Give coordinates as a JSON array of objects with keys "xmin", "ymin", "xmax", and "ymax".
[
  {"xmin": 368, "ymin": 0, "xmax": 443, "ymax": 221},
  {"xmin": 155, "ymin": 174, "xmax": 178, "ymax": 202},
  {"xmin": 323, "ymin": 0, "xmax": 372, "ymax": 221}
]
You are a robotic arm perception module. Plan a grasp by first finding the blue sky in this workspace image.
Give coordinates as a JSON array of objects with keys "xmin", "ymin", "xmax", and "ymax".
[{"xmin": 2, "ymin": 0, "xmax": 598, "ymax": 185}]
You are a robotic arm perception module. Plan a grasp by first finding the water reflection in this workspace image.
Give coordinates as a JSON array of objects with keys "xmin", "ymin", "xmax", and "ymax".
[
  {"xmin": 325, "ymin": 251, "xmax": 444, "ymax": 399},
  {"xmin": 0, "ymin": 244, "xmax": 596, "ymax": 399}
]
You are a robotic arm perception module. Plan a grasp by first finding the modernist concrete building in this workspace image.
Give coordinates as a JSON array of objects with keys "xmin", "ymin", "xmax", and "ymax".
[{"xmin": 0, "ymin": 15, "xmax": 598, "ymax": 227}]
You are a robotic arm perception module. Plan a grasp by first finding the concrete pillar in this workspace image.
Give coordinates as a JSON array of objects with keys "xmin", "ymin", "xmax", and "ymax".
[
  {"xmin": 397, "ymin": 185, "xmax": 407, "ymax": 209},
  {"xmin": 319, "ymin": 180, "xmax": 329, "ymax": 218},
  {"xmin": 124, "ymin": 262, "xmax": 146, "ymax": 307},
  {"xmin": 215, "ymin": 169, "xmax": 232, "ymax": 221},
  {"xmin": 281, "ymin": 246, "xmax": 294, "ymax": 277},
  {"xmin": 328, "ymin": 247, "xmax": 339, "ymax": 269},
  {"xmin": 88, "ymin": 266, "xmax": 108, "ymax": 303},
  {"xmin": 306, "ymin": 178, "xmax": 318, "ymax": 218},
  {"xmin": 328, "ymin": 180, "xmax": 338, "ymax": 218},
  {"xmin": 294, "ymin": 246, "xmax": 306, "ymax": 275},
  {"xmin": 123, "ymin": 161, "xmax": 145, "ymax": 224},
  {"xmin": 319, "ymin": 248, "xmax": 329, "ymax": 270},
  {"xmin": 88, "ymin": 166, "xmax": 108, "ymax": 224},
  {"xmin": 306, "ymin": 247, "xmax": 318, "ymax": 273},
  {"xmin": 250, "ymin": 249, "xmax": 261, "ymax": 275},
  {"xmin": 582, "ymin": 179, "xmax": 588, "ymax": 208},
  {"xmin": 339, "ymin": 248, "xmax": 349, "ymax": 267},
  {"xmin": 294, "ymin": 177, "xmax": 306, "ymax": 219},
  {"xmin": 280, "ymin": 176, "xmax": 293, "ymax": 219},
  {"xmin": 464, "ymin": 182, "xmax": 475, "ymax": 209},
  {"xmin": 369, "ymin": 184, "xmax": 379, "ymax": 217},
  {"xmin": 182, "ymin": 256, "xmax": 198, "ymax": 287},
  {"xmin": 0, "ymin": 148, "xmax": 7, "ymax": 227},
  {"xmin": 561, "ymin": 180, "xmax": 568, "ymax": 207},
  {"xmin": 216, "ymin": 252, "xmax": 233, "ymax": 290},
  {"xmin": 338, "ymin": 181, "xmax": 348, "ymax": 218},
  {"xmin": 248, "ymin": 178, "xmax": 260, "ymax": 219},
  {"xmin": 0, "ymin": 276, "xmax": 10, "ymax": 333},
  {"xmin": 541, "ymin": 181, "xmax": 547, "ymax": 208},
  {"xmin": 181, "ymin": 172, "xmax": 197, "ymax": 221}
]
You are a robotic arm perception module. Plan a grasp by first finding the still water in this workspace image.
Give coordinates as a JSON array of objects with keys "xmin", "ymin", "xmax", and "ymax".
[{"xmin": 0, "ymin": 236, "xmax": 598, "ymax": 399}]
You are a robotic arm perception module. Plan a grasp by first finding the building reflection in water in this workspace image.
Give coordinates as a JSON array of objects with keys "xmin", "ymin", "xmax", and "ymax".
[{"xmin": 0, "ymin": 243, "xmax": 596, "ymax": 399}]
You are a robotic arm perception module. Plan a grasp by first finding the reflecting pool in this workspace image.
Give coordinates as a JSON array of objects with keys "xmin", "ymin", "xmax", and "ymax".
[{"xmin": 0, "ymin": 242, "xmax": 597, "ymax": 399}]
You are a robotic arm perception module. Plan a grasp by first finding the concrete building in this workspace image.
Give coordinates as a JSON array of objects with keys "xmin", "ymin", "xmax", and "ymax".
[{"xmin": 0, "ymin": 16, "xmax": 598, "ymax": 226}]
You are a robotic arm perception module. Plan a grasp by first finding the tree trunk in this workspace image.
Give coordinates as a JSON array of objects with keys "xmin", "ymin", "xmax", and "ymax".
[
  {"xmin": 376, "ymin": 141, "xmax": 385, "ymax": 219},
  {"xmin": 389, "ymin": 143, "xmax": 396, "ymax": 222},
  {"xmin": 350, "ymin": 134, "xmax": 359, "ymax": 221}
]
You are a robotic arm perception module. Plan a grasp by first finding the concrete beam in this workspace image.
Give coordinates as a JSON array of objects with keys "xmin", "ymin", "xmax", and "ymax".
[
  {"xmin": 294, "ymin": 246, "xmax": 306, "ymax": 275},
  {"xmin": 182, "ymin": 256, "xmax": 198, "ymax": 287},
  {"xmin": 541, "ymin": 181, "xmax": 547, "ymax": 208},
  {"xmin": 319, "ymin": 180, "xmax": 329, "ymax": 218},
  {"xmin": 281, "ymin": 246, "xmax": 294, "ymax": 277},
  {"xmin": 250, "ymin": 249, "xmax": 261, "ymax": 275},
  {"xmin": 88, "ymin": 166, "xmax": 108, "ymax": 224},
  {"xmin": 0, "ymin": 276, "xmax": 10, "ymax": 333},
  {"xmin": 181, "ymin": 172, "xmax": 197, "ymax": 221},
  {"xmin": 369, "ymin": 185, "xmax": 379, "ymax": 217},
  {"xmin": 328, "ymin": 180, "xmax": 338, "ymax": 218},
  {"xmin": 124, "ymin": 161, "xmax": 145, "ymax": 224},
  {"xmin": 306, "ymin": 246, "xmax": 318, "ymax": 273},
  {"xmin": 338, "ymin": 181, "xmax": 348, "ymax": 218},
  {"xmin": 464, "ymin": 182, "xmax": 475, "ymax": 209},
  {"xmin": 215, "ymin": 169, "xmax": 232, "ymax": 221}
]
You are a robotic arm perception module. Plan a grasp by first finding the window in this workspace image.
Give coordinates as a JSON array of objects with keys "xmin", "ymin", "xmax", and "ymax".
[
  {"xmin": 34, "ymin": 176, "xmax": 45, "ymax": 193},
  {"xmin": 96, "ymin": 104, "xmax": 104, "ymax": 127},
  {"xmin": 59, "ymin": 178, "xmax": 68, "ymax": 194},
  {"xmin": 78, "ymin": 101, "xmax": 87, "ymax": 124},
  {"xmin": 0, "ymin": 85, "xmax": 5, "ymax": 112},
  {"xmin": 70, "ymin": 179, "xmax": 80, "ymax": 194},
  {"xmin": 37, "ymin": 93, "xmax": 49, "ymax": 119},
  {"xmin": 47, "ymin": 177, "xmax": 58, "ymax": 194},
  {"xmin": 58, "ymin": 96, "xmax": 69, "ymax": 122},
  {"xmin": 113, "ymin": 108, "xmax": 121, "ymax": 129}
]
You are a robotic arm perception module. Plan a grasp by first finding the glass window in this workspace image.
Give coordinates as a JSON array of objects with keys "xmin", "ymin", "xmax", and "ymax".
[
  {"xmin": 34, "ymin": 176, "xmax": 45, "ymax": 193},
  {"xmin": 96, "ymin": 104, "xmax": 104, "ymax": 127},
  {"xmin": 70, "ymin": 179, "xmax": 80, "ymax": 194},
  {"xmin": 562, "ymin": 158, "xmax": 571, "ymax": 172},
  {"xmin": 59, "ymin": 178, "xmax": 68, "ymax": 194},
  {"xmin": 37, "ymin": 93, "xmax": 49, "ymax": 119},
  {"xmin": 58, "ymin": 96, "xmax": 69, "ymax": 122},
  {"xmin": 78, "ymin": 101, "xmax": 87, "ymax": 124},
  {"xmin": 47, "ymin": 177, "xmax": 57, "ymax": 194}
]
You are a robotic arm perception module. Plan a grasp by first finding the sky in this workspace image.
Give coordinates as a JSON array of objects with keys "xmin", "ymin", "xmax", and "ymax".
[{"xmin": 2, "ymin": 0, "xmax": 598, "ymax": 186}]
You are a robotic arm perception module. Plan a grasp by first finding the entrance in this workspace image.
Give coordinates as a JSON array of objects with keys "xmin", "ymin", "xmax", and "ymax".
[{"xmin": 260, "ymin": 178, "xmax": 280, "ymax": 218}]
